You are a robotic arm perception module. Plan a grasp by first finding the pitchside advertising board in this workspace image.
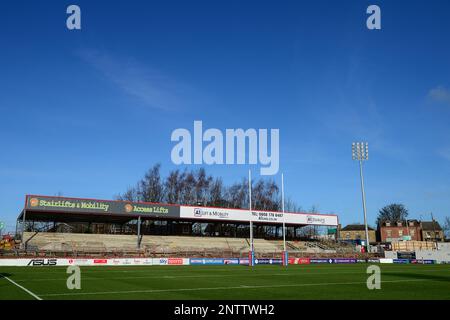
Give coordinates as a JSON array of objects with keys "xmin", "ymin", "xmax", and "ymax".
[
  {"xmin": 25, "ymin": 195, "xmax": 180, "ymax": 218},
  {"xmin": 180, "ymin": 206, "xmax": 338, "ymax": 226},
  {"xmin": 0, "ymin": 258, "xmax": 190, "ymax": 267},
  {"xmin": 0, "ymin": 257, "xmax": 437, "ymax": 266}
]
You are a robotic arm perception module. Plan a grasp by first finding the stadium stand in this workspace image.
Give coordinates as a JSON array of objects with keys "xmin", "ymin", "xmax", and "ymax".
[{"xmin": 16, "ymin": 232, "xmax": 364, "ymax": 259}]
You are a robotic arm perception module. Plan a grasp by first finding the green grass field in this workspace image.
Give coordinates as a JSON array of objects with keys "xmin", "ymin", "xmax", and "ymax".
[{"xmin": 1, "ymin": 264, "xmax": 449, "ymax": 300}]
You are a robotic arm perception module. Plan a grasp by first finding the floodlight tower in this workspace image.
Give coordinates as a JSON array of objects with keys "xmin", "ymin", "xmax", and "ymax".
[
  {"xmin": 352, "ymin": 142, "xmax": 371, "ymax": 253},
  {"xmin": 281, "ymin": 173, "xmax": 288, "ymax": 267}
]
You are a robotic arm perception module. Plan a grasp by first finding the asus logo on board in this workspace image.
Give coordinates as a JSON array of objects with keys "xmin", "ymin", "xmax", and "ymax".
[{"xmin": 27, "ymin": 259, "xmax": 58, "ymax": 266}]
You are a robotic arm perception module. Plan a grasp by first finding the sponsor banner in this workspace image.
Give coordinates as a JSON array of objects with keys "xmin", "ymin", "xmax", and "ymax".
[
  {"xmin": 68, "ymin": 258, "xmax": 90, "ymax": 266},
  {"xmin": 333, "ymin": 258, "xmax": 357, "ymax": 264},
  {"xmin": 25, "ymin": 195, "xmax": 337, "ymax": 225},
  {"xmin": 288, "ymin": 258, "xmax": 310, "ymax": 265},
  {"xmin": 310, "ymin": 258, "xmax": 332, "ymax": 264},
  {"xmin": 271, "ymin": 259, "xmax": 282, "ymax": 265},
  {"xmin": 203, "ymin": 258, "xmax": 224, "ymax": 265},
  {"xmin": 254, "ymin": 258, "xmax": 282, "ymax": 265},
  {"xmin": 25, "ymin": 195, "xmax": 180, "ymax": 218},
  {"xmin": 224, "ymin": 259, "xmax": 239, "ymax": 265},
  {"xmin": 0, "ymin": 258, "xmax": 61, "ymax": 267},
  {"xmin": 189, "ymin": 258, "xmax": 224, "ymax": 265},
  {"xmin": 393, "ymin": 259, "xmax": 409, "ymax": 264},
  {"xmin": 189, "ymin": 258, "xmax": 204, "ymax": 265},
  {"xmin": 368, "ymin": 258, "xmax": 380, "ymax": 263},
  {"xmin": 93, "ymin": 259, "xmax": 108, "ymax": 264},
  {"xmin": 239, "ymin": 258, "xmax": 249, "ymax": 265},
  {"xmin": 26, "ymin": 258, "xmax": 58, "ymax": 266},
  {"xmin": 356, "ymin": 259, "xmax": 367, "ymax": 263},
  {"xmin": 409, "ymin": 259, "xmax": 434, "ymax": 265},
  {"xmin": 168, "ymin": 258, "xmax": 184, "ymax": 265},
  {"xmin": 180, "ymin": 206, "xmax": 338, "ymax": 226},
  {"xmin": 0, "ymin": 257, "xmax": 188, "ymax": 267},
  {"xmin": 254, "ymin": 258, "xmax": 271, "ymax": 265},
  {"xmin": 380, "ymin": 258, "xmax": 393, "ymax": 264}
]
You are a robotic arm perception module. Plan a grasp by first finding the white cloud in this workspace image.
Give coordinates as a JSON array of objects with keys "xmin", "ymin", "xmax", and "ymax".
[
  {"xmin": 428, "ymin": 86, "xmax": 450, "ymax": 106},
  {"xmin": 78, "ymin": 49, "xmax": 194, "ymax": 111},
  {"xmin": 438, "ymin": 147, "xmax": 450, "ymax": 161}
]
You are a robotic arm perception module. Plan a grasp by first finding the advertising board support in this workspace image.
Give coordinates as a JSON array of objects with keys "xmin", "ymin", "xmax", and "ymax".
[
  {"xmin": 249, "ymin": 251, "xmax": 255, "ymax": 267},
  {"xmin": 282, "ymin": 251, "xmax": 289, "ymax": 267}
]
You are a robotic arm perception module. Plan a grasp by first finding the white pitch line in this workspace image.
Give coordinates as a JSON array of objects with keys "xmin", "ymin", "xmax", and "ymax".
[
  {"xmin": 39, "ymin": 278, "xmax": 428, "ymax": 297},
  {"xmin": 2, "ymin": 276, "xmax": 42, "ymax": 300}
]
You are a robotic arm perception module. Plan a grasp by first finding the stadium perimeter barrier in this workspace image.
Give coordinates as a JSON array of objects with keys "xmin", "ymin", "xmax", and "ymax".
[{"xmin": 0, "ymin": 257, "xmax": 439, "ymax": 267}]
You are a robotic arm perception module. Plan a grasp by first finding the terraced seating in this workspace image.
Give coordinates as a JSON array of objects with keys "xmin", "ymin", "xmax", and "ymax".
[{"xmin": 22, "ymin": 232, "xmax": 354, "ymax": 256}]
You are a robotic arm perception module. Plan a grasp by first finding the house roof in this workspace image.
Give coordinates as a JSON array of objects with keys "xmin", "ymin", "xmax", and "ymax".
[
  {"xmin": 379, "ymin": 220, "xmax": 419, "ymax": 227},
  {"xmin": 341, "ymin": 224, "xmax": 375, "ymax": 231},
  {"xmin": 421, "ymin": 221, "xmax": 442, "ymax": 231}
]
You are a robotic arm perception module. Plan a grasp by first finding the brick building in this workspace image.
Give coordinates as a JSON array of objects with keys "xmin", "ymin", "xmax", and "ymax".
[
  {"xmin": 339, "ymin": 224, "xmax": 377, "ymax": 244},
  {"xmin": 378, "ymin": 220, "xmax": 443, "ymax": 243},
  {"xmin": 420, "ymin": 221, "xmax": 444, "ymax": 242},
  {"xmin": 378, "ymin": 220, "xmax": 421, "ymax": 242}
]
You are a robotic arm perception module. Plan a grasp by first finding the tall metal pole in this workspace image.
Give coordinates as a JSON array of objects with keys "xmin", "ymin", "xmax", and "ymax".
[
  {"xmin": 405, "ymin": 218, "xmax": 411, "ymax": 250},
  {"xmin": 405, "ymin": 219, "xmax": 410, "ymax": 237},
  {"xmin": 359, "ymin": 160, "xmax": 370, "ymax": 252},
  {"xmin": 281, "ymin": 173, "xmax": 288, "ymax": 267},
  {"xmin": 136, "ymin": 216, "xmax": 141, "ymax": 250},
  {"xmin": 282, "ymin": 173, "xmax": 286, "ymax": 252},
  {"xmin": 249, "ymin": 170, "xmax": 254, "ymax": 266},
  {"xmin": 21, "ymin": 210, "xmax": 27, "ymax": 250}
]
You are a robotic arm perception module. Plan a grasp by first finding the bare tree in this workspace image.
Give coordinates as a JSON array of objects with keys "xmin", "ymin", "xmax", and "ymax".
[
  {"xmin": 443, "ymin": 216, "xmax": 450, "ymax": 239},
  {"xmin": 116, "ymin": 165, "xmax": 306, "ymax": 214},
  {"xmin": 138, "ymin": 164, "xmax": 163, "ymax": 202}
]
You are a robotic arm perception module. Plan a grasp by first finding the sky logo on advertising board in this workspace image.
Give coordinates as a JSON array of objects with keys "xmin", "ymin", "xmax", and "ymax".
[{"xmin": 168, "ymin": 258, "xmax": 184, "ymax": 265}]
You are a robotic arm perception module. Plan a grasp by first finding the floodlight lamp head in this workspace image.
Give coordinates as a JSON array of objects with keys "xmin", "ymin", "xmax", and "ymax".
[{"xmin": 352, "ymin": 142, "xmax": 369, "ymax": 161}]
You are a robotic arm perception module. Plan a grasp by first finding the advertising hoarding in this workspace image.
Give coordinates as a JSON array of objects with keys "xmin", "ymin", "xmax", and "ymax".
[
  {"xmin": 25, "ymin": 195, "xmax": 180, "ymax": 218},
  {"xmin": 179, "ymin": 206, "xmax": 338, "ymax": 226}
]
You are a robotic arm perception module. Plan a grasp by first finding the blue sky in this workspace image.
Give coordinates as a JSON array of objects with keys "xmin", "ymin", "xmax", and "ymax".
[{"xmin": 1, "ymin": 0, "xmax": 450, "ymax": 232}]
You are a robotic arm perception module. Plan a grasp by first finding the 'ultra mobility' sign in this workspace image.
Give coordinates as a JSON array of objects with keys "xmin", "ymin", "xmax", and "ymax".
[
  {"xmin": 25, "ymin": 195, "xmax": 180, "ymax": 218},
  {"xmin": 180, "ymin": 206, "xmax": 338, "ymax": 226}
]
